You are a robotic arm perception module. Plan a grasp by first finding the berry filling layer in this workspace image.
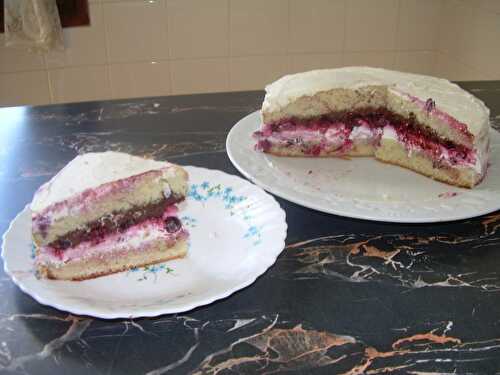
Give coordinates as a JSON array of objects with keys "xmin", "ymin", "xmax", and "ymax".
[
  {"xmin": 382, "ymin": 126, "xmax": 481, "ymax": 171},
  {"xmin": 253, "ymin": 108, "xmax": 480, "ymax": 170},
  {"xmin": 47, "ymin": 195, "xmax": 184, "ymax": 251},
  {"xmin": 38, "ymin": 209, "xmax": 188, "ymax": 264}
]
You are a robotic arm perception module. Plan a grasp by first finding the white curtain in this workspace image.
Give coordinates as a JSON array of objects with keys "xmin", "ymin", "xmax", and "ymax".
[{"xmin": 4, "ymin": 0, "xmax": 64, "ymax": 52}]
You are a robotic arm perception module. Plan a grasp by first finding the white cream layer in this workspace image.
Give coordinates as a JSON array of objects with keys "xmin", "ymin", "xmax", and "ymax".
[
  {"xmin": 264, "ymin": 123, "xmax": 380, "ymax": 148},
  {"xmin": 37, "ymin": 219, "xmax": 187, "ymax": 266}
]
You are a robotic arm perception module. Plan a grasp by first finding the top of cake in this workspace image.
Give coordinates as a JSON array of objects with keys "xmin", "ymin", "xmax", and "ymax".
[
  {"xmin": 262, "ymin": 67, "xmax": 489, "ymax": 137},
  {"xmin": 31, "ymin": 151, "xmax": 178, "ymax": 213}
]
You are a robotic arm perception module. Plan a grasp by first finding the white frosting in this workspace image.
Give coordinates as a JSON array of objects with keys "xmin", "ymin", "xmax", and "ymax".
[
  {"xmin": 31, "ymin": 152, "xmax": 176, "ymax": 213},
  {"xmin": 264, "ymin": 124, "xmax": 379, "ymax": 148},
  {"xmin": 381, "ymin": 125, "xmax": 398, "ymax": 141},
  {"xmin": 263, "ymin": 67, "xmax": 490, "ymax": 137},
  {"xmin": 349, "ymin": 123, "xmax": 377, "ymax": 141}
]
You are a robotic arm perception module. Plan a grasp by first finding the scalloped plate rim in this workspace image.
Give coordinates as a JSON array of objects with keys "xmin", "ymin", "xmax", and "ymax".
[{"xmin": 1, "ymin": 166, "xmax": 288, "ymax": 319}]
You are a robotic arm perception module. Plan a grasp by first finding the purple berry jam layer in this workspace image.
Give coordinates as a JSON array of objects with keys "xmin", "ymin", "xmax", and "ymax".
[
  {"xmin": 48, "ymin": 194, "xmax": 184, "ymax": 251},
  {"xmin": 253, "ymin": 108, "xmax": 476, "ymax": 165}
]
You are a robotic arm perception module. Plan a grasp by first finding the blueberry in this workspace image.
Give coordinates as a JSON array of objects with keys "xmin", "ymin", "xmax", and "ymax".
[
  {"xmin": 164, "ymin": 217, "xmax": 181, "ymax": 233},
  {"xmin": 425, "ymin": 98, "xmax": 435, "ymax": 112},
  {"xmin": 58, "ymin": 239, "xmax": 72, "ymax": 249}
]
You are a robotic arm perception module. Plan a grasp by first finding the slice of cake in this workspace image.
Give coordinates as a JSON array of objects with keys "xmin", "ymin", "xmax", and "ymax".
[
  {"xmin": 31, "ymin": 151, "xmax": 189, "ymax": 281},
  {"xmin": 254, "ymin": 67, "xmax": 490, "ymax": 188}
]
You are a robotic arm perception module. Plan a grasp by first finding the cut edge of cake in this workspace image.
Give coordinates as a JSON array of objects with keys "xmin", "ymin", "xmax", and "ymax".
[
  {"xmin": 32, "ymin": 152, "xmax": 190, "ymax": 281},
  {"xmin": 32, "ymin": 152, "xmax": 188, "ymax": 248},
  {"xmin": 38, "ymin": 237, "xmax": 188, "ymax": 281}
]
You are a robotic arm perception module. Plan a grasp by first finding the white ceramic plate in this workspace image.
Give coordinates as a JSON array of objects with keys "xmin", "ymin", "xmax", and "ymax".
[
  {"xmin": 1, "ymin": 166, "xmax": 287, "ymax": 319},
  {"xmin": 227, "ymin": 111, "xmax": 500, "ymax": 223}
]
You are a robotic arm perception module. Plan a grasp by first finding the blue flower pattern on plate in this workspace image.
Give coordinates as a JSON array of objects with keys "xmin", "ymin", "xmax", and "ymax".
[
  {"xmin": 188, "ymin": 182, "xmax": 245, "ymax": 211},
  {"xmin": 188, "ymin": 181, "xmax": 262, "ymax": 245},
  {"xmin": 128, "ymin": 264, "xmax": 174, "ymax": 282},
  {"xmin": 180, "ymin": 215, "xmax": 198, "ymax": 228}
]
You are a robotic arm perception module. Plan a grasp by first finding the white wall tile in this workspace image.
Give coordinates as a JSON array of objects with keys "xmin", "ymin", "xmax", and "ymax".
[
  {"xmin": 395, "ymin": 51, "xmax": 436, "ymax": 75},
  {"xmin": 289, "ymin": 0, "xmax": 345, "ymax": 53},
  {"xmin": 345, "ymin": 0, "xmax": 399, "ymax": 51},
  {"xmin": 0, "ymin": 35, "xmax": 45, "ymax": 73},
  {"xmin": 109, "ymin": 61, "xmax": 171, "ymax": 99},
  {"xmin": 230, "ymin": 56, "xmax": 289, "ymax": 91},
  {"xmin": 45, "ymin": 3, "xmax": 106, "ymax": 68},
  {"xmin": 103, "ymin": 0, "xmax": 168, "ymax": 63},
  {"xmin": 437, "ymin": 1, "xmax": 500, "ymax": 80},
  {"xmin": 438, "ymin": 0, "xmax": 476, "ymax": 57},
  {"xmin": 170, "ymin": 58, "xmax": 229, "ymax": 94},
  {"xmin": 434, "ymin": 52, "xmax": 486, "ymax": 81},
  {"xmin": 167, "ymin": 0, "xmax": 229, "ymax": 59},
  {"xmin": 343, "ymin": 51, "xmax": 397, "ymax": 69},
  {"xmin": 478, "ymin": 0, "xmax": 500, "ymax": 14},
  {"xmin": 0, "ymin": 72, "xmax": 51, "ymax": 106},
  {"xmin": 397, "ymin": 0, "xmax": 442, "ymax": 51},
  {"xmin": 458, "ymin": 9, "xmax": 500, "ymax": 78},
  {"xmin": 289, "ymin": 54, "xmax": 343, "ymax": 73},
  {"xmin": 49, "ymin": 66, "xmax": 111, "ymax": 103},
  {"xmin": 230, "ymin": 0, "xmax": 288, "ymax": 56},
  {"xmin": 2, "ymin": 0, "xmax": 500, "ymax": 107}
]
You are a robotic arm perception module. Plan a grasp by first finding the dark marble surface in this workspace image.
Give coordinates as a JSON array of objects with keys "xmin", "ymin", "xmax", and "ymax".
[{"xmin": 1, "ymin": 82, "xmax": 500, "ymax": 374}]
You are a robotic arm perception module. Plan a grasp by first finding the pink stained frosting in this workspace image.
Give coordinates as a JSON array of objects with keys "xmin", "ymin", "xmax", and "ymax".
[
  {"xmin": 32, "ymin": 169, "xmax": 163, "ymax": 232},
  {"xmin": 384, "ymin": 125, "xmax": 478, "ymax": 170},
  {"xmin": 254, "ymin": 116, "xmax": 480, "ymax": 172},
  {"xmin": 398, "ymin": 91, "xmax": 474, "ymax": 143},
  {"xmin": 37, "ymin": 217, "xmax": 188, "ymax": 265},
  {"xmin": 254, "ymin": 120, "xmax": 382, "ymax": 155}
]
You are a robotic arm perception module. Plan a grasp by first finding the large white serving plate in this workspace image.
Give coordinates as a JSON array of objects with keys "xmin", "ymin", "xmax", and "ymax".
[
  {"xmin": 227, "ymin": 110, "xmax": 500, "ymax": 223},
  {"xmin": 2, "ymin": 166, "xmax": 287, "ymax": 319}
]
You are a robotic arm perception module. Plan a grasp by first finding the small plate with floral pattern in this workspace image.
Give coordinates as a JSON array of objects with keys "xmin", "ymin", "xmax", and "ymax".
[{"xmin": 1, "ymin": 166, "xmax": 287, "ymax": 319}]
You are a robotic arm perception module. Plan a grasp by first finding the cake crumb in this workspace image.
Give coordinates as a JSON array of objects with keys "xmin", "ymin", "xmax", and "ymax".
[{"xmin": 438, "ymin": 192, "xmax": 459, "ymax": 198}]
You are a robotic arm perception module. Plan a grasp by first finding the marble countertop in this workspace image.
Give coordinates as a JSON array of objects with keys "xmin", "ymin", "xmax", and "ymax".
[{"xmin": 1, "ymin": 83, "xmax": 500, "ymax": 374}]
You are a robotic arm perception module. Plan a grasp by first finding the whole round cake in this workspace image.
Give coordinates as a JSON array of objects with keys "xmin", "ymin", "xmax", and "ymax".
[{"xmin": 253, "ymin": 67, "xmax": 490, "ymax": 188}]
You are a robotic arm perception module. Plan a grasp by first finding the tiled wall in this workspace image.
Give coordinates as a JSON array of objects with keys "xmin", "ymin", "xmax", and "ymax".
[
  {"xmin": 0, "ymin": 0, "xmax": 498, "ymax": 107},
  {"xmin": 436, "ymin": 0, "xmax": 500, "ymax": 81}
]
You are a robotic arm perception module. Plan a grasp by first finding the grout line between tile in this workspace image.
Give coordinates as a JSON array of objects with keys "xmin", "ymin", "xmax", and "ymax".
[
  {"xmin": 227, "ymin": 0, "xmax": 232, "ymax": 88},
  {"xmin": 286, "ymin": 0, "xmax": 291, "ymax": 58},
  {"xmin": 341, "ymin": 0, "xmax": 347, "ymax": 65},
  {"xmin": 393, "ymin": 0, "xmax": 402, "ymax": 68},
  {"xmin": 0, "ymin": 48, "xmax": 444, "ymax": 77},
  {"xmin": 100, "ymin": 1, "xmax": 114, "ymax": 98},
  {"xmin": 164, "ymin": 0, "xmax": 171, "ymax": 61},
  {"xmin": 433, "ymin": 0, "xmax": 447, "ymax": 76},
  {"xmin": 45, "ymin": 70, "xmax": 55, "ymax": 104},
  {"xmin": 164, "ymin": 0, "xmax": 174, "ymax": 95}
]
